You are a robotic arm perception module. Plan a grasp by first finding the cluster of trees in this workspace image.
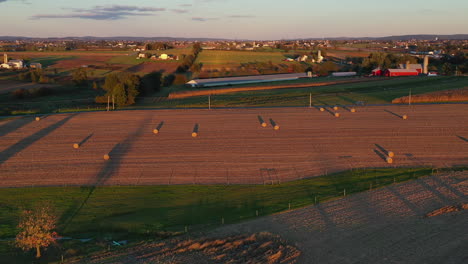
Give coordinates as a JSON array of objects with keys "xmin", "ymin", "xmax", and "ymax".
[
  {"xmin": 95, "ymin": 72, "xmax": 141, "ymax": 107},
  {"xmin": 176, "ymin": 43, "xmax": 203, "ymax": 73},
  {"xmin": 18, "ymin": 69, "xmax": 52, "ymax": 83},
  {"xmin": 11, "ymin": 87, "xmax": 54, "ymax": 99},
  {"xmin": 144, "ymin": 42, "xmax": 174, "ymax": 51},
  {"xmin": 360, "ymin": 52, "xmax": 419, "ymax": 72},
  {"xmin": 71, "ymin": 68, "xmax": 89, "ymax": 86}
]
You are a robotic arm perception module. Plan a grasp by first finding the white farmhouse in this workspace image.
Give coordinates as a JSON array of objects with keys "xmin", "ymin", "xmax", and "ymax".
[{"xmin": 0, "ymin": 53, "xmax": 25, "ymax": 69}]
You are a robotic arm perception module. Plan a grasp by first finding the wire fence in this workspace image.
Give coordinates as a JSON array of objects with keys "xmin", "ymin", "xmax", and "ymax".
[{"xmin": 0, "ymin": 93, "xmax": 373, "ymax": 117}]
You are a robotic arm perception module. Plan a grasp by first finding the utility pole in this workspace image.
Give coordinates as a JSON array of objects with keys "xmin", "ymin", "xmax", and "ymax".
[
  {"xmin": 309, "ymin": 93, "xmax": 312, "ymax": 108},
  {"xmin": 408, "ymin": 88, "xmax": 412, "ymax": 106},
  {"xmin": 208, "ymin": 95, "xmax": 211, "ymax": 110}
]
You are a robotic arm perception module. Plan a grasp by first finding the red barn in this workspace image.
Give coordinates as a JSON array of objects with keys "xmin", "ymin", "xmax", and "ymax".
[
  {"xmin": 385, "ymin": 69, "xmax": 419, "ymax": 77},
  {"xmin": 372, "ymin": 68, "xmax": 383, "ymax": 76}
]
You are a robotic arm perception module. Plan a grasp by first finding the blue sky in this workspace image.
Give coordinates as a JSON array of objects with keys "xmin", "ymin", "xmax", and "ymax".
[{"xmin": 1, "ymin": 0, "xmax": 467, "ymax": 39}]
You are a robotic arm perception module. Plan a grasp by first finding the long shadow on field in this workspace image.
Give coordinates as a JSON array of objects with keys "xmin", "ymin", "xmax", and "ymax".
[
  {"xmin": 373, "ymin": 149, "xmax": 388, "ymax": 163},
  {"xmin": 386, "ymin": 185, "xmax": 423, "ymax": 216},
  {"xmin": 375, "ymin": 144, "xmax": 392, "ymax": 157},
  {"xmin": 314, "ymin": 204, "xmax": 335, "ymax": 231},
  {"xmin": 323, "ymin": 106, "xmax": 339, "ymax": 117},
  {"xmin": 415, "ymin": 178, "xmax": 456, "ymax": 206},
  {"xmin": 384, "ymin": 109, "xmax": 403, "ymax": 119},
  {"xmin": 0, "ymin": 114, "xmax": 76, "ymax": 165},
  {"xmin": 429, "ymin": 176, "xmax": 467, "ymax": 202},
  {"xmin": 456, "ymin": 135, "xmax": 468, "ymax": 143},
  {"xmin": 61, "ymin": 113, "xmax": 153, "ymax": 230},
  {"xmin": 78, "ymin": 133, "xmax": 94, "ymax": 147},
  {"xmin": 0, "ymin": 117, "xmax": 34, "ymax": 137}
]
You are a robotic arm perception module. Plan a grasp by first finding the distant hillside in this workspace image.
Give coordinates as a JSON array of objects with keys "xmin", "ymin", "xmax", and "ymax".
[
  {"xmin": 0, "ymin": 36, "xmax": 231, "ymax": 42},
  {"xmin": 304, "ymin": 34, "xmax": 468, "ymax": 41},
  {"xmin": 0, "ymin": 34, "xmax": 466, "ymax": 41}
]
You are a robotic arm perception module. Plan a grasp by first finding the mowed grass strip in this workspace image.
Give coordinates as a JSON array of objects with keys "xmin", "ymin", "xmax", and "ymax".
[{"xmin": 0, "ymin": 168, "xmax": 439, "ymax": 241}]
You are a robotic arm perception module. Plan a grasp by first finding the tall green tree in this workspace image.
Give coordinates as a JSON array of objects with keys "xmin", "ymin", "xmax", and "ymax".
[
  {"xmin": 72, "ymin": 68, "xmax": 88, "ymax": 86},
  {"xmin": 99, "ymin": 72, "xmax": 141, "ymax": 106}
]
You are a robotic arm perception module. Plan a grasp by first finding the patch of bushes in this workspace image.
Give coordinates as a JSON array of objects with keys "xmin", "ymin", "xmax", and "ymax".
[{"xmin": 11, "ymin": 87, "xmax": 54, "ymax": 99}]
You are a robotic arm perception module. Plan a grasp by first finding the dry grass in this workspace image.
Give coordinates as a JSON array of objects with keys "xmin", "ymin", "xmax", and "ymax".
[
  {"xmin": 425, "ymin": 203, "xmax": 468, "ymax": 217},
  {"xmin": 69, "ymin": 232, "xmax": 301, "ymax": 264},
  {"xmin": 392, "ymin": 87, "xmax": 468, "ymax": 104}
]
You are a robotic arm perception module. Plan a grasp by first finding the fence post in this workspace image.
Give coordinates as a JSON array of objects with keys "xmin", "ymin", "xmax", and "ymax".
[
  {"xmin": 208, "ymin": 95, "xmax": 211, "ymax": 110},
  {"xmin": 309, "ymin": 93, "xmax": 312, "ymax": 108}
]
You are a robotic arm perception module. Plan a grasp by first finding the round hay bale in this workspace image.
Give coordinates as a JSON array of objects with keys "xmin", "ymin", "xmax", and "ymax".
[
  {"xmin": 351, "ymin": 108, "xmax": 356, "ymax": 113},
  {"xmin": 335, "ymin": 113, "xmax": 340, "ymax": 118},
  {"xmin": 274, "ymin": 125, "xmax": 280, "ymax": 130},
  {"xmin": 261, "ymin": 122, "xmax": 267, "ymax": 127},
  {"xmin": 333, "ymin": 106, "xmax": 339, "ymax": 111},
  {"xmin": 388, "ymin": 151, "xmax": 395, "ymax": 158},
  {"xmin": 103, "ymin": 154, "xmax": 110, "ymax": 160},
  {"xmin": 320, "ymin": 107, "xmax": 325, "ymax": 112},
  {"xmin": 386, "ymin": 157, "xmax": 393, "ymax": 164},
  {"xmin": 402, "ymin": 115, "xmax": 408, "ymax": 120},
  {"xmin": 35, "ymin": 117, "xmax": 40, "ymax": 121},
  {"xmin": 153, "ymin": 129, "xmax": 159, "ymax": 134},
  {"xmin": 192, "ymin": 132, "xmax": 198, "ymax": 138},
  {"xmin": 73, "ymin": 143, "xmax": 80, "ymax": 149}
]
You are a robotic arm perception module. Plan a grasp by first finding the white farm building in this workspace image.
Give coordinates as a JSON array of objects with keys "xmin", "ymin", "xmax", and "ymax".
[{"xmin": 186, "ymin": 73, "xmax": 311, "ymax": 88}]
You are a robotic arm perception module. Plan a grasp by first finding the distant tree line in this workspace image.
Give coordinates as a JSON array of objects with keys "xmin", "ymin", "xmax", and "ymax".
[{"xmin": 176, "ymin": 43, "xmax": 202, "ymax": 74}]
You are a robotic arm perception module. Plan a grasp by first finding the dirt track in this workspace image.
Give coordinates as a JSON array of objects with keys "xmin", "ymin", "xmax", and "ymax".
[{"xmin": 0, "ymin": 104, "xmax": 467, "ymax": 187}]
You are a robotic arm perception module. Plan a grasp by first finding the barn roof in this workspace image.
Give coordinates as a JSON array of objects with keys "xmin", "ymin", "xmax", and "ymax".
[
  {"xmin": 187, "ymin": 73, "xmax": 308, "ymax": 86},
  {"xmin": 387, "ymin": 69, "xmax": 419, "ymax": 73}
]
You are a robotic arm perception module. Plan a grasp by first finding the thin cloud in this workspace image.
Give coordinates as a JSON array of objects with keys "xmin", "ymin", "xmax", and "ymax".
[
  {"xmin": 180, "ymin": 4, "xmax": 192, "ymax": 7},
  {"xmin": 229, "ymin": 15, "xmax": 255, "ymax": 18},
  {"xmin": 171, "ymin": 9, "xmax": 189, "ymax": 14},
  {"xmin": 31, "ymin": 5, "xmax": 165, "ymax": 20},
  {"xmin": 192, "ymin": 17, "xmax": 218, "ymax": 22}
]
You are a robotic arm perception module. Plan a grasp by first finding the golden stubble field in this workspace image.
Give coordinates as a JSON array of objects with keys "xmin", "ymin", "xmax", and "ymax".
[{"xmin": 0, "ymin": 104, "xmax": 467, "ymax": 187}]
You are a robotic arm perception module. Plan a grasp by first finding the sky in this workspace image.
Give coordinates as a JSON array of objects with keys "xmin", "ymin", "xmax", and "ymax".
[{"xmin": 0, "ymin": 0, "xmax": 467, "ymax": 40}]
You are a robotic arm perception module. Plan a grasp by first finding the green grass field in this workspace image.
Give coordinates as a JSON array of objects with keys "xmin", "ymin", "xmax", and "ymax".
[
  {"xmin": 142, "ymin": 76, "xmax": 468, "ymax": 108},
  {"xmin": 196, "ymin": 50, "xmax": 288, "ymax": 65},
  {"xmin": 29, "ymin": 56, "xmax": 76, "ymax": 67},
  {"xmin": 1, "ymin": 167, "xmax": 459, "ymax": 263}
]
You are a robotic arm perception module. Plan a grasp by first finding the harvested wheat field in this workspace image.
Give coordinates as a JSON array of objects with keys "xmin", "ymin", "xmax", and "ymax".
[
  {"xmin": 0, "ymin": 104, "xmax": 467, "ymax": 187},
  {"xmin": 205, "ymin": 171, "xmax": 468, "ymax": 263}
]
